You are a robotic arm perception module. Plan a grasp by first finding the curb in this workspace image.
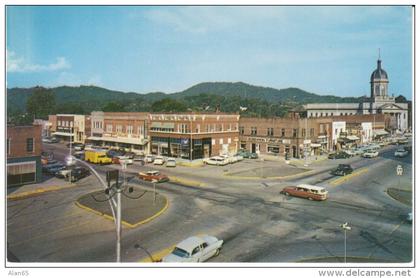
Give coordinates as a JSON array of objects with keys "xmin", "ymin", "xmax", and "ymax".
[
  {"xmin": 176, "ymin": 161, "xmax": 204, "ymax": 168},
  {"xmin": 329, "ymin": 168, "xmax": 369, "ymax": 186},
  {"xmin": 139, "ymin": 245, "xmax": 176, "ymax": 263},
  {"xmin": 74, "ymin": 195, "xmax": 169, "ymax": 229},
  {"xmin": 7, "ymin": 184, "xmax": 76, "ymax": 201},
  {"xmin": 169, "ymin": 176, "xmax": 206, "ymax": 187}
]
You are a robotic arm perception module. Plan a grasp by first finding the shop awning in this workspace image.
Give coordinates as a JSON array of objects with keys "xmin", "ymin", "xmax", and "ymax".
[
  {"xmin": 87, "ymin": 136, "xmax": 148, "ymax": 145},
  {"xmin": 346, "ymin": 135, "xmax": 360, "ymax": 141},
  {"xmin": 373, "ymin": 130, "xmax": 389, "ymax": 136},
  {"xmin": 52, "ymin": 132, "xmax": 73, "ymax": 137},
  {"xmin": 311, "ymin": 143, "xmax": 322, "ymax": 147},
  {"xmin": 318, "ymin": 135, "xmax": 327, "ymax": 139}
]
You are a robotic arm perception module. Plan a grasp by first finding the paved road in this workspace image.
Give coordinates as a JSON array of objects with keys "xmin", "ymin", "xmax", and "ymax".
[{"xmin": 7, "ymin": 143, "xmax": 412, "ymax": 263}]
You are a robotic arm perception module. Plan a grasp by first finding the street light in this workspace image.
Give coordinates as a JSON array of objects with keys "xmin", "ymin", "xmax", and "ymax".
[{"xmin": 340, "ymin": 222, "xmax": 352, "ymax": 263}]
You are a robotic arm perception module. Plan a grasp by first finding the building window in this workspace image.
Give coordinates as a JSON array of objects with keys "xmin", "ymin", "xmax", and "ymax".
[
  {"xmin": 251, "ymin": 127, "xmax": 257, "ymax": 135},
  {"xmin": 228, "ymin": 138, "xmax": 231, "ymax": 144},
  {"xmin": 331, "ymin": 113, "xmax": 333, "ymax": 116},
  {"xmin": 196, "ymin": 124, "xmax": 200, "ymax": 133},
  {"xmin": 212, "ymin": 139, "xmax": 215, "ymax": 145},
  {"xmin": 302, "ymin": 128, "xmax": 306, "ymax": 138},
  {"xmin": 281, "ymin": 128, "xmax": 285, "ymax": 137},
  {"xmin": 219, "ymin": 124, "xmax": 223, "ymax": 131},
  {"xmin": 320, "ymin": 113, "xmax": 323, "ymax": 117},
  {"xmin": 7, "ymin": 138, "xmax": 11, "ymax": 155},
  {"xmin": 310, "ymin": 128, "xmax": 314, "ymax": 137},
  {"xmin": 315, "ymin": 113, "xmax": 318, "ymax": 117},
  {"xmin": 219, "ymin": 138, "xmax": 223, "ymax": 144},
  {"xmin": 116, "ymin": 125, "xmax": 123, "ymax": 133},
  {"xmin": 239, "ymin": 126, "xmax": 244, "ymax": 135},
  {"xmin": 180, "ymin": 124, "xmax": 188, "ymax": 133},
  {"xmin": 70, "ymin": 121, "xmax": 73, "ymax": 127},
  {"xmin": 227, "ymin": 124, "xmax": 232, "ymax": 131},
  {"xmin": 138, "ymin": 125, "xmax": 144, "ymax": 135},
  {"xmin": 106, "ymin": 124, "xmax": 113, "ymax": 133},
  {"xmin": 127, "ymin": 125, "xmax": 133, "ymax": 134},
  {"xmin": 293, "ymin": 129, "xmax": 298, "ymax": 138},
  {"xmin": 58, "ymin": 120, "xmax": 61, "ymax": 126},
  {"xmin": 267, "ymin": 128, "xmax": 274, "ymax": 136},
  {"xmin": 26, "ymin": 138, "xmax": 34, "ymax": 153}
]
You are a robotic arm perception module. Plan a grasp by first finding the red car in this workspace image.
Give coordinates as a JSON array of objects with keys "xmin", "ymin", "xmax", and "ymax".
[
  {"xmin": 281, "ymin": 184, "xmax": 328, "ymax": 201},
  {"xmin": 138, "ymin": 171, "xmax": 169, "ymax": 183}
]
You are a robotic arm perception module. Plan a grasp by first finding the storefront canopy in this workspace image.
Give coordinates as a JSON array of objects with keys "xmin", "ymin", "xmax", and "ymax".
[
  {"xmin": 346, "ymin": 135, "xmax": 360, "ymax": 141},
  {"xmin": 373, "ymin": 130, "xmax": 389, "ymax": 136},
  {"xmin": 52, "ymin": 132, "xmax": 73, "ymax": 137},
  {"xmin": 151, "ymin": 122, "xmax": 175, "ymax": 129},
  {"xmin": 87, "ymin": 136, "xmax": 148, "ymax": 145}
]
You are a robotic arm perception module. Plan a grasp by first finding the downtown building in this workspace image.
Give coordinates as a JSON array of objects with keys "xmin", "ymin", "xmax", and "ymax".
[
  {"xmin": 49, "ymin": 114, "xmax": 91, "ymax": 143},
  {"xmin": 7, "ymin": 124, "xmax": 43, "ymax": 187},
  {"xmin": 148, "ymin": 112, "xmax": 240, "ymax": 160},
  {"xmin": 88, "ymin": 111, "xmax": 149, "ymax": 153},
  {"xmin": 303, "ymin": 57, "xmax": 409, "ymax": 133},
  {"xmin": 238, "ymin": 113, "xmax": 389, "ymax": 159}
]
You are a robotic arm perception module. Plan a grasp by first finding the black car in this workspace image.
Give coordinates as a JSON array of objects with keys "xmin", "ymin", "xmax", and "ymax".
[
  {"xmin": 43, "ymin": 163, "xmax": 66, "ymax": 175},
  {"xmin": 65, "ymin": 167, "xmax": 90, "ymax": 182},
  {"xmin": 331, "ymin": 164, "xmax": 353, "ymax": 176},
  {"xmin": 328, "ymin": 152, "xmax": 351, "ymax": 159}
]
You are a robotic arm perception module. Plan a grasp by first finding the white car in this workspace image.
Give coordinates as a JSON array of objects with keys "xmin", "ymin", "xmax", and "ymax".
[
  {"xmin": 162, "ymin": 235, "xmax": 223, "ymax": 262},
  {"xmin": 203, "ymin": 156, "xmax": 229, "ymax": 166},
  {"xmin": 343, "ymin": 149, "xmax": 356, "ymax": 157},
  {"xmin": 117, "ymin": 156, "xmax": 134, "ymax": 165},
  {"xmin": 166, "ymin": 158, "xmax": 177, "ymax": 167},
  {"xmin": 154, "ymin": 156, "xmax": 165, "ymax": 165},
  {"xmin": 394, "ymin": 149, "xmax": 409, "ymax": 158},
  {"xmin": 220, "ymin": 154, "xmax": 238, "ymax": 164},
  {"xmin": 362, "ymin": 150, "xmax": 379, "ymax": 158},
  {"xmin": 145, "ymin": 155, "xmax": 155, "ymax": 163}
]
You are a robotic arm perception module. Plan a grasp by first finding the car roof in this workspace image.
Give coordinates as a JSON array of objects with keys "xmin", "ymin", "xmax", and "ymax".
[
  {"xmin": 176, "ymin": 236, "xmax": 206, "ymax": 253},
  {"xmin": 297, "ymin": 184, "xmax": 326, "ymax": 191},
  {"xmin": 147, "ymin": 170, "xmax": 159, "ymax": 174}
]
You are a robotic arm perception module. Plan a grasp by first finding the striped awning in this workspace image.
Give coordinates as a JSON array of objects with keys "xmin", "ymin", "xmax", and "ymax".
[
  {"xmin": 52, "ymin": 132, "xmax": 73, "ymax": 137},
  {"xmin": 7, "ymin": 161, "xmax": 36, "ymax": 175},
  {"xmin": 373, "ymin": 130, "xmax": 389, "ymax": 136}
]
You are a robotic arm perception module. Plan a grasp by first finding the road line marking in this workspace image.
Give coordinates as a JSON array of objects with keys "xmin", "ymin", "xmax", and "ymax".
[
  {"xmin": 139, "ymin": 245, "xmax": 175, "ymax": 262},
  {"xmin": 329, "ymin": 168, "xmax": 369, "ymax": 186}
]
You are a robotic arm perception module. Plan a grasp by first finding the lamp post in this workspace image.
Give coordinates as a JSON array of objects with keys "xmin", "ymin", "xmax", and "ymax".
[{"xmin": 340, "ymin": 222, "xmax": 352, "ymax": 263}]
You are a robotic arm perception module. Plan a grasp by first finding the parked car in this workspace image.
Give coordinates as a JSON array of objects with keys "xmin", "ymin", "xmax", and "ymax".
[
  {"xmin": 67, "ymin": 142, "xmax": 84, "ymax": 151},
  {"xmin": 124, "ymin": 152, "xmax": 136, "ymax": 159},
  {"xmin": 166, "ymin": 158, "xmax": 177, "ymax": 167},
  {"xmin": 106, "ymin": 149, "xmax": 126, "ymax": 158},
  {"xmin": 233, "ymin": 154, "xmax": 244, "ymax": 161},
  {"xmin": 342, "ymin": 149, "xmax": 356, "ymax": 157},
  {"xmin": 43, "ymin": 163, "xmax": 66, "ymax": 175},
  {"xmin": 145, "ymin": 155, "xmax": 155, "ymax": 163},
  {"xmin": 138, "ymin": 171, "xmax": 169, "ymax": 183},
  {"xmin": 154, "ymin": 156, "xmax": 165, "ymax": 165},
  {"xmin": 328, "ymin": 152, "xmax": 351, "ymax": 159},
  {"xmin": 65, "ymin": 167, "xmax": 91, "ymax": 182},
  {"xmin": 112, "ymin": 156, "xmax": 134, "ymax": 165},
  {"xmin": 55, "ymin": 166, "xmax": 75, "ymax": 179},
  {"xmin": 73, "ymin": 150, "xmax": 85, "ymax": 159},
  {"xmin": 362, "ymin": 150, "xmax": 379, "ymax": 158},
  {"xmin": 42, "ymin": 137, "xmax": 59, "ymax": 143},
  {"xmin": 133, "ymin": 155, "xmax": 146, "ymax": 165},
  {"xmin": 203, "ymin": 156, "xmax": 229, "ymax": 166},
  {"xmin": 331, "ymin": 164, "xmax": 353, "ymax": 176},
  {"xmin": 280, "ymin": 184, "xmax": 328, "ymax": 201},
  {"xmin": 237, "ymin": 150, "xmax": 258, "ymax": 159},
  {"xmin": 162, "ymin": 235, "xmax": 223, "ymax": 262},
  {"xmin": 394, "ymin": 148, "xmax": 409, "ymax": 158}
]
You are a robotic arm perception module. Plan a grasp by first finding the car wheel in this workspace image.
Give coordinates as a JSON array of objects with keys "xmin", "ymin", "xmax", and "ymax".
[{"xmin": 215, "ymin": 248, "xmax": 221, "ymax": 256}]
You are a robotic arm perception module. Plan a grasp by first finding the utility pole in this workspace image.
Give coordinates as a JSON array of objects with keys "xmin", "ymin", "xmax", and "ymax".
[{"xmin": 340, "ymin": 222, "xmax": 352, "ymax": 263}]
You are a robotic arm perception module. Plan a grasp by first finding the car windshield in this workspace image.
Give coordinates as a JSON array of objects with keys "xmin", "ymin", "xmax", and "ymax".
[
  {"xmin": 99, "ymin": 155, "xmax": 106, "ymax": 158},
  {"xmin": 172, "ymin": 247, "xmax": 190, "ymax": 258}
]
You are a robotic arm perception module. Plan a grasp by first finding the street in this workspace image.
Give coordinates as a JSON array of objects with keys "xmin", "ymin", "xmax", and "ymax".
[{"xmin": 7, "ymin": 142, "xmax": 412, "ymax": 263}]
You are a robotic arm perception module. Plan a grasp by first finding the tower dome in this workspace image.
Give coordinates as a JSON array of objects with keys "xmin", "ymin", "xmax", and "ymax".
[{"xmin": 370, "ymin": 59, "xmax": 388, "ymax": 81}]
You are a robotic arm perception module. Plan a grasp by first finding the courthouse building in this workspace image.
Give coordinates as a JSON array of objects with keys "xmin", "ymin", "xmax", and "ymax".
[{"xmin": 303, "ymin": 58, "xmax": 409, "ymax": 132}]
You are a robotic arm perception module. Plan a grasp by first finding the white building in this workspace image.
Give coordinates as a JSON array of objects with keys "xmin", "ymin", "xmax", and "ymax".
[{"xmin": 304, "ymin": 57, "xmax": 409, "ymax": 132}]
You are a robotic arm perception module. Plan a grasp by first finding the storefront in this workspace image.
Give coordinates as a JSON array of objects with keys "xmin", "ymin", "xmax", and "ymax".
[{"xmin": 151, "ymin": 136, "xmax": 212, "ymax": 160}]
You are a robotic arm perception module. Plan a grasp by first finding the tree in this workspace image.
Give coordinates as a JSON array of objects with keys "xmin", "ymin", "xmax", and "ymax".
[
  {"xmin": 151, "ymin": 98, "xmax": 187, "ymax": 112},
  {"xmin": 395, "ymin": 95, "xmax": 408, "ymax": 103},
  {"xmin": 102, "ymin": 101, "xmax": 126, "ymax": 112},
  {"xmin": 26, "ymin": 87, "xmax": 56, "ymax": 120}
]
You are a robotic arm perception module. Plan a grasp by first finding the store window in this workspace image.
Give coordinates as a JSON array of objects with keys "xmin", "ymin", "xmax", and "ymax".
[{"xmin": 26, "ymin": 138, "xmax": 34, "ymax": 153}]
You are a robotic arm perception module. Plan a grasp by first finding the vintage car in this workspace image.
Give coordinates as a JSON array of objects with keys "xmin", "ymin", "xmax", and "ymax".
[
  {"xmin": 328, "ymin": 151, "xmax": 351, "ymax": 159},
  {"xmin": 154, "ymin": 156, "xmax": 165, "ymax": 165},
  {"xmin": 331, "ymin": 164, "xmax": 353, "ymax": 176},
  {"xmin": 394, "ymin": 148, "xmax": 409, "ymax": 158},
  {"xmin": 112, "ymin": 156, "xmax": 134, "ymax": 165},
  {"xmin": 64, "ymin": 167, "xmax": 91, "ymax": 182},
  {"xmin": 138, "ymin": 171, "xmax": 169, "ymax": 183},
  {"xmin": 281, "ymin": 184, "xmax": 328, "ymax": 201},
  {"xmin": 362, "ymin": 150, "xmax": 379, "ymax": 158},
  {"xmin": 203, "ymin": 156, "xmax": 229, "ymax": 166},
  {"xmin": 162, "ymin": 235, "xmax": 223, "ymax": 262},
  {"xmin": 166, "ymin": 158, "xmax": 177, "ymax": 167}
]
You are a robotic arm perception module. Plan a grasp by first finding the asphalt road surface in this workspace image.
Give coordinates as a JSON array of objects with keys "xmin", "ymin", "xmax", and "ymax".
[{"xmin": 7, "ymin": 143, "xmax": 412, "ymax": 263}]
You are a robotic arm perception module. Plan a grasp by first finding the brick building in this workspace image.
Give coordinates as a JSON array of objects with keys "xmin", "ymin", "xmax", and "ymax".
[
  {"xmin": 7, "ymin": 125, "xmax": 42, "ymax": 187},
  {"xmin": 149, "ymin": 112, "xmax": 240, "ymax": 159},
  {"xmin": 88, "ymin": 112, "xmax": 149, "ymax": 153},
  {"xmin": 50, "ymin": 114, "xmax": 91, "ymax": 143},
  {"xmin": 239, "ymin": 113, "xmax": 389, "ymax": 158}
]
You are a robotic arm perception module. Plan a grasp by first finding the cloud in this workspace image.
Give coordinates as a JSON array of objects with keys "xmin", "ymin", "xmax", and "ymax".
[{"xmin": 7, "ymin": 50, "xmax": 71, "ymax": 73}]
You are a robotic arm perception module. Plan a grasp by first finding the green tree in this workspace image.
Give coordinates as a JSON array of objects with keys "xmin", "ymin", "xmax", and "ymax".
[
  {"xmin": 26, "ymin": 87, "xmax": 56, "ymax": 120},
  {"xmin": 102, "ymin": 101, "xmax": 126, "ymax": 112},
  {"xmin": 151, "ymin": 98, "xmax": 187, "ymax": 112}
]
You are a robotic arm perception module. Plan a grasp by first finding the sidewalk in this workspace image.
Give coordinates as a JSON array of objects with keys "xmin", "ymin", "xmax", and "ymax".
[{"xmin": 7, "ymin": 177, "xmax": 76, "ymax": 200}]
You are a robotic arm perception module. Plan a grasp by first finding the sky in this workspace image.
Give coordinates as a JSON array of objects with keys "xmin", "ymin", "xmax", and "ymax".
[{"xmin": 6, "ymin": 6, "xmax": 413, "ymax": 99}]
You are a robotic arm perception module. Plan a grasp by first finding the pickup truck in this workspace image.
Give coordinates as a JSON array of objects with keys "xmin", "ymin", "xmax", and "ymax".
[{"xmin": 138, "ymin": 171, "xmax": 169, "ymax": 183}]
